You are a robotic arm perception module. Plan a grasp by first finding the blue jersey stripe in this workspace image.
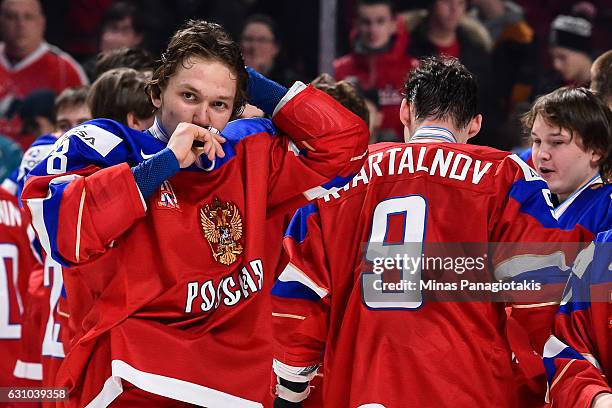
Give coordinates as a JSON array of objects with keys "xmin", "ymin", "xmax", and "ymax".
[
  {"xmin": 284, "ymin": 204, "xmax": 319, "ymax": 243},
  {"xmin": 271, "ymin": 280, "xmax": 321, "ymax": 301},
  {"xmin": 511, "ymin": 267, "xmax": 571, "ymax": 285},
  {"xmin": 543, "ymin": 347, "xmax": 585, "ymax": 384},
  {"xmin": 559, "ymin": 301, "xmax": 590, "ymax": 314},
  {"xmin": 322, "ymin": 173, "xmax": 355, "ymax": 190},
  {"xmin": 43, "ymin": 181, "xmax": 71, "ymax": 266}
]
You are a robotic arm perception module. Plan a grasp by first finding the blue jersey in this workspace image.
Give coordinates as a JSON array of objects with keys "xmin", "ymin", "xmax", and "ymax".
[{"xmin": 553, "ymin": 175, "xmax": 612, "ymax": 236}]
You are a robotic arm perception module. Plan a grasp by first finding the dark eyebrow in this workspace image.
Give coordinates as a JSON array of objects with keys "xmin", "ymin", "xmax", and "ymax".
[
  {"xmin": 549, "ymin": 131, "xmax": 568, "ymax": 137},
  {"xmin": 531, "ymin": 129, "xmax": 566, "ymax": 138},
  {"xmin": 216, "ymin": 95, "xmax": 234, "ymax": 102},
  {"xmin": 179, "ymin": 84, "xmax": 233, "ymax": 101},
  {"xmin": 180, "ymin": 85, "xmax": 201, "ymax": 95}
]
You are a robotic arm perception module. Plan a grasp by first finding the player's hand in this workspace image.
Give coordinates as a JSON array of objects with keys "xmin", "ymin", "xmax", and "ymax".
[
  {"xmin": 167, "ymin": 122, "xmax": 226, "ymax": 168},
  {"xmin": 593, "ymin": 393, "xmax": 612, "ymax": 408},
  {"xmin": 239, "ymin": 103, "xmax": 265, "ymax": 119}
]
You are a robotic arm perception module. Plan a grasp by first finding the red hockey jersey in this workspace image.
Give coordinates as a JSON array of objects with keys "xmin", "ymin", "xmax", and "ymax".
[
  {"xmin": 22, "ymin": 83, "xmax": 368, "ymax": 407},
  {"xmin": 272, "ymin": 137, "xmax": 585, "ymax": 407},
  {"xmin": 543, "ymin": 230, "xmax": 612, "ymax": 408},
  {"xmin": 0, "ymin": 42, "xmax": 88, "ymax": 145},
  {"xmin": 0, "ymin": 188, "xmax": 39, "ymax": 387}
]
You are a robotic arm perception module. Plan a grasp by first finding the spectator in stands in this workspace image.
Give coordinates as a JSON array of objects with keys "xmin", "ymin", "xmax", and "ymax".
[
  {"xmin": 471, "ymin": 0, "xmax": 537, "ymax": 113},
  {"xmin": 541, "ymin": 14, "xmax": 594, "ymax": 93},
  {"xmin": 92, "ymin": 47, "xmax": 156, "ymax": 80},
  {"xmin": 334, "ymin": 0, "xmax": 417, "ymax": 142},
  {"xmin": 98, "ymin": 1, "xmax": 145, "ymax": 54},
  {"xmin": 403, "ymin": 0, "xmax": 495, "ymax": 146},
  {"xmin": 240, "ymin": 13, "xmax": 298, "ymax": 88},
  {"xmin": 88, "ymin": 67, "xmax": 154, "ymax": 130},
  {"xmin": 591, "ymin": 49, "xmax": 612, "ymax": 108},
  {"xmin": 83, "ymin": 1, "xmax": 149, "ymax": 81},
  {"xmin": 0, "ymin": 0, "xmax": 88, "ymax": 146},
  {"xmin": 404, "ymin": 0, "xmax": 491, "ymax": 76}
]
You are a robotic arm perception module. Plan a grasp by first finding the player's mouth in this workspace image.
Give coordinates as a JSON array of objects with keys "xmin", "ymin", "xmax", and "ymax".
[{"xmin": 539, "ymin": 167, "xmax": 554, "ymax": 178}]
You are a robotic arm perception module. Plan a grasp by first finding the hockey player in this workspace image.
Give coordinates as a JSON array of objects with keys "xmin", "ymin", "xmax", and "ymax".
[
  {"xmin": 22, "ymin": 19, "xmax": 368, "ymax": 407},
  {"xmin": 271, "ymin": 56, "xmax": 585, "ymax": 407},
  {"xmin": 525, "ymin": 87, "xmax": 612, "ymax": 235},
  {"xmin": 511, "ymin": 86, "xmax": 612, "ymax": 404}
]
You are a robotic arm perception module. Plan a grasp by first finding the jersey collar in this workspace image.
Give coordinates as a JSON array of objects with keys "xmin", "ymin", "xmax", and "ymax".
[
  {"xmin": 0, "ymin": 42, "xmax": 49, "ymax": 71},
  {"xmin": 553, "ymin": 173, "xmax": 603, "ymax": 219},
  {"xmin": 148, "ymin": 117, "xmax": 170, "ymax": 143},
  {"xmin": 409, "ymin": 126, "xmax": 457, "ymax": 143}
]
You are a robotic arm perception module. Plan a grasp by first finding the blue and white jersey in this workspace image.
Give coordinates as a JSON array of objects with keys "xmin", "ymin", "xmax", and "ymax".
[{"xmin": 553, "ymin": 175, "xmax": 612, "ymax": 236}]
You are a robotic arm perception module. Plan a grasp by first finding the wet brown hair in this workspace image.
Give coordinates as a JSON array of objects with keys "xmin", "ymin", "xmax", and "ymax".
[{"xmin": 146, "ymin": 20, "xmax": 247, "ymax": 118}]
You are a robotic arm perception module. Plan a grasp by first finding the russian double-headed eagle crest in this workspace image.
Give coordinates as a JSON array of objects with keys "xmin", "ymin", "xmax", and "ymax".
[{"xmin": 200, "ymin": 197, "xmax": 243, "ymax": 265}]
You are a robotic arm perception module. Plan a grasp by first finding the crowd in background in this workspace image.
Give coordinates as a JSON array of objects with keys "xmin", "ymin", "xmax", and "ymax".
[{"xmin": 1, "ymin": 0, "xmax": 612, "ymax": 181}]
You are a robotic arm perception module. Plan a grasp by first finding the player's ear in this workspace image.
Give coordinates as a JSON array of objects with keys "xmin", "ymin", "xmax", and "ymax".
[
  {"xmin": 590, "ymin": 148, "xmax": 603, "ymax": 170},
  {"xmin": 466, "ymin": 114, "xmax": 482, "ymax": 140},
  {"xmin": 127, "ymin": 112, "xmax": 142, "ymax": 130},
  {"xmin": 150, "ymin": 84, "xmax": 162, "ymax": 109},
  {"xmin": 399, "ymin": 99, "xmax": 412, "ymax": 128}
]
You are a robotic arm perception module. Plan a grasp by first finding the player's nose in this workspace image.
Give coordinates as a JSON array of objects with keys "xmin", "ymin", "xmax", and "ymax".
[
  {"xmin": 536, "ymin": 147, "xmax": 551, "ymax": 161},
  {"xmin": 193, "ymin": 105, "xmax": 211, "ymax": 128}
]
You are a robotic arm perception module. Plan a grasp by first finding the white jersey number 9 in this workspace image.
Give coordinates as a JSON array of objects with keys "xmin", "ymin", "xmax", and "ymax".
[{"xmin": 362, "ymin": 195, "xmax": 426, "ymax": 310}]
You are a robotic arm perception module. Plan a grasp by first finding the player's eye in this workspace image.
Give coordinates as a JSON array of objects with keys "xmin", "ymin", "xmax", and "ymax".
[
  {"xmin": 532, "ymin": 138, "xmax": 541, "ymax": 145},
  {"xmin": 57, "ymin": 123, "xmax": 71, "ymax": 133},
  {"xmin": 183, "ymin": 92, "xmax": 196, "ymax": 101},
  {"xmin": 213, "ymin": 101, "xmax": 228, "ymax": 110}
]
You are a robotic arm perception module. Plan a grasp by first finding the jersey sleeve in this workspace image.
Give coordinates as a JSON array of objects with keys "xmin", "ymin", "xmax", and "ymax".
[
  {"xmin": 271, "ymin": 203, "xmax": 331, "ymax": 390},
  {"xmin": 21, "ymin": 121, "xmax": 146, "ymax": 266},
  {"xmin": 490, "ymin": 155, "xmax": 588, "ymax": 354},
  {"xmin": 543, "ymin": 232, "xmax": 612, "ymax": 408},
  {"xmin": 266, "ymin": 83, "xmax": 369, "ymax": 214}
]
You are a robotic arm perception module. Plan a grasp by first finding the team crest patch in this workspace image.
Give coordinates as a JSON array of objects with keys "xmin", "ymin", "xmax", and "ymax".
[
  {"xmin": 158, "ymin": 180, "xmax": 180, "ymax": 210},
  {"xmin": 200, "ymin": 197, "xmax": 243, "ymax": 265}
]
